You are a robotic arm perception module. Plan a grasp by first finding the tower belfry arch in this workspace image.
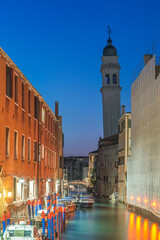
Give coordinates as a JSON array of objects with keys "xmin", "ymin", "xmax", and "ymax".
[{"xmin": 100, "ymin": 28, "xmax": 121, "ymax": 138}]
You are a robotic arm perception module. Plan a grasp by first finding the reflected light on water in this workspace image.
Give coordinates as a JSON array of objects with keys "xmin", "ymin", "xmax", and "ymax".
[
  {"xmin": 128, "ymin": 213, "xmax": 160, "ymax": 240},
  {"xmin": 143, "ymin": 219, "xmax": 149, "ymax": 240},
  {"xmin": 128, "ymin": 213, "xmax": 134, "ymax": 240},
  {"xmin": 136, "ymin": 216, "xmax": 141, "ymax": 240},
  {"xmin": 150, "ymin": 223, "xmax": 158, "ymax": 240}
]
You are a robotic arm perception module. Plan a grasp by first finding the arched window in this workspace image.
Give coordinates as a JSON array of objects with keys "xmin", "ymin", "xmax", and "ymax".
[
  {"xmin": 105, "ymin": 74, "xmax": 110, "ymax": 84},
  {"xmin": 113, "ymin": 74, "xmax": 117, "ymax": 84}
]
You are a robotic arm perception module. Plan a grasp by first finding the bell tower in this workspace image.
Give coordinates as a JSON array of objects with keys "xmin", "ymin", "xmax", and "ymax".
[{"xmin": 100, "ymin": 27, "xmax": 121, "ymax": 138}]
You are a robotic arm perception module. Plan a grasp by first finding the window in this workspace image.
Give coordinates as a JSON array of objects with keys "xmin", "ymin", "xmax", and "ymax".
[
  {"xmin": 42, "ymin": 145, "xmax": 44, "ymax": 159},
  {"xmin": 42, "ymin": 107, "xmax": 45, "ymax": 123},
  {"xmin": 48, "ymin": 149, "xmax": 49, "ymax": 166},
  {"xmin": 105, "ymin": 74, "xmax": 110, "ymax": 84},
  {"xmin": 34, "ymin": 96, "xmax": 38, "ymax": 119},
  {"xmin": 34, "ymin": 142, "xmax": 38, "ymax": 162},
  {"xmin": 6, "ymin": 65, "xmax": 13, "ymax": 98},
  {"xmin": 22, "ymin": 82, "xmax": 25, "ymax": 109},
  {"xmin": 45, "ymin": 147, "xmax": 47, "ymax": 166},
  {"xmin": 45, "ymin": 111, "xmax": 48, "ymax": 128},
  {"xmin": 29, "ymin": 180, "xmax": 36, "ymax": 198},
  {"xmin": 15, "ymin": 75, "xmax": 18, "ymax": 103},
  {"xmin": 104, "ymin": 176, "xmax": 108, "ymax": 183},
  {"xmin": 28, "ymin": 90, "xmax": 31, "ymax": 114},
  {"xmin": 21, "ymin": 135, "xmax": 25, "ymax": 160},
  {"xmin": 14, "ymin": 131, "xmax": 18, "ymax": 159},
  {"xmin": 113, "ymin": 74, "xmax": 117, "ymax": 84},
  {"xmin": 5, "ymin": 127, "xmax": 10, "ymax": 156},
  {"xmin": 39, "ymin": 144, "xmax": 41, "ymax": 162},
  {"xmin": 48, "ymin": 115, "xmax": 50, "ymax": 131},
  {"xmin": 128, "ymin": 119, "xmax": 131, "ymax": 128},
  {"xmin": 28, "ymin": 138, "xmax": 31, "ymax": 161}
]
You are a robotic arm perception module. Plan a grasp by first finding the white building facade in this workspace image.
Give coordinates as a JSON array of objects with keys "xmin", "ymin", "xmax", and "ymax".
[{"xmin": 127, "ymin": 54, "xmax": 160, "ymax": 213}]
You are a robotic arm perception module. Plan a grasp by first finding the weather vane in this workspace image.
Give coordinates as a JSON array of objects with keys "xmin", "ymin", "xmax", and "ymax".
[{"xmin": 106, "ymin": 26, "xmax": 112, "ymax": 38}]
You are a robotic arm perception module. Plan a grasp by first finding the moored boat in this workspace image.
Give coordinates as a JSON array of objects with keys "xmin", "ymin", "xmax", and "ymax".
[
  {"xmin": 79, "ymin": 197, "xmax": 94, "ymax": 208},
  {"xmin": 58, "ymin": 199, "xmax": 76, "ymax": 213},
  {"xmin": 3, "ymin": 221, "xmax": 42, "ymax": 240}
]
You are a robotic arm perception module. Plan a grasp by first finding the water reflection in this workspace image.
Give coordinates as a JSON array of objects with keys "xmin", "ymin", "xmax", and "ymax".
[
  {"xmin": 128, "ymin": 213, "xmax": 160, "ymax": 240},
  {"xmin": 61, "ymin": 200, "xmax": 160, "ymax": 240}
]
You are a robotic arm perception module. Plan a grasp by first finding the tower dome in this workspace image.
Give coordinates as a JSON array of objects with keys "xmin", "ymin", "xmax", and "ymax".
[{"xmin": 103, "ymin": 37, "xmax": 117, "ymax": 56}]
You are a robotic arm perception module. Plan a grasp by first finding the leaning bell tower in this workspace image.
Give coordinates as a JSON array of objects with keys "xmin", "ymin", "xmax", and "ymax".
[{"xmin": 100, "ymin": 27, "xmax": 121, "ymax": 138}]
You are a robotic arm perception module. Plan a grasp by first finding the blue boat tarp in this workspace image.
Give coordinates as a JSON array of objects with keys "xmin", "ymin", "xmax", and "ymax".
[{"xmin": 58, "ymin": 199, "xmax": 72, "ymax": 202}]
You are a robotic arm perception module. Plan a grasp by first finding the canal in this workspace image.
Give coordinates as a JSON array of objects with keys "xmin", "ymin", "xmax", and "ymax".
[{"xmin": 60, "ymin": 199, "xmax": 160, "ymax": 240}]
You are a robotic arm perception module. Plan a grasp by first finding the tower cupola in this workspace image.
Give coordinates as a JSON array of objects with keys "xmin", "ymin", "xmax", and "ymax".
[{"xmin": 103, "ymin": 37, "xmax": 117, "ymax": 56}]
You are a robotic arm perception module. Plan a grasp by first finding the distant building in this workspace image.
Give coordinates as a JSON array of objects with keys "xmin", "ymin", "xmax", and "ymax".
[
  {"xmin": 127, "ymin": 54, "xmax": 160, "ymax": 214},
  {"xmin": 95, "ymin": 135, "xmax": 118, "ymax": 197},
  {"xmin": 118, "ymin": 107, "xmax": 131, "ymax": 203},
  {"xmin": 88, "ymin": 150, "xmax": 98, "ymax": 187},
  {"xmin": 64, "ymin": 156, "xmax": 89, "ymax": 181}
]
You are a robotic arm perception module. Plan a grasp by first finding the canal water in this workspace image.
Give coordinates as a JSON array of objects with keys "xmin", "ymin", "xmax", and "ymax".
[{"xmin": 60, "ymin": 199, "xmax": 160, "ymax": 240}]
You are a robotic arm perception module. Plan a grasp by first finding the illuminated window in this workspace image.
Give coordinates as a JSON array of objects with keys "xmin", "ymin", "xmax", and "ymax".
[
  {"xmin": 42, "ymin": 145, "xmax": 44, "ymax": 159},
  {"xmin": 42, "ymin": 107, "xmax": 45, "ymax": 123}
]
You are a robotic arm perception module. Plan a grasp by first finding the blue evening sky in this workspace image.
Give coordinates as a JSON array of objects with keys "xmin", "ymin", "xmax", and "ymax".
[{"xmin": 1, "ymin": 0, "xmax": 159, "ymax": 156}]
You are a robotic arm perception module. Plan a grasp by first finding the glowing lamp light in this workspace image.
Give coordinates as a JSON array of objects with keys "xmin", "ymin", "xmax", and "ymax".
[
  {"xmin": 137, "ymin": 197, "xmax": 141, "ymax": 201},
  {"xmin": 144, "ymin": 199, "xmax": 148, "ymax": 203},
  {"xmin": 8, "ymin": 192, "xmax": 12, "ymax": 197},
  {"xmin": 0, "ymin": 193, "xmax": 2, "ymax": 198},
  {"xmin": 130, "ymin": 196, "xmax": 134, "ymax": 200},
  {"xmin": 152, "ymin": 202, "xmax": 156, "ymax": 207}
]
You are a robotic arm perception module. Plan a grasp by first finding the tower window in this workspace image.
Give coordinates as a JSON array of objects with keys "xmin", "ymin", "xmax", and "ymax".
[
  {"xmin": 105, "ymin": 74, "xmax": 110, "ymax": 84},
  {"xmin": 113, "ymin": 74, "xmax": 117, "ymax": 84}
]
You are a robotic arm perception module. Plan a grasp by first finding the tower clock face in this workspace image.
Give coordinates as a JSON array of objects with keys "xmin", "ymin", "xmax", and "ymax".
[{"xmin": 105, "ymin": 74, "xmax": 110, "ymax": 84}]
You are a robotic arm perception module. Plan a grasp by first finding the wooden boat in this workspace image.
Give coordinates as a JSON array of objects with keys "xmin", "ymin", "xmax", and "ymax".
[{"xmin": 58, "ymin": 199, "xmax": 76, "ymax": 213}]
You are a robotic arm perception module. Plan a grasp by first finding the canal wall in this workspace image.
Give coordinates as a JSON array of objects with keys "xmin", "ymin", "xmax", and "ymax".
[{"xmin": 127, "ymin": 203, "xmax": 160, "ymax": 224}]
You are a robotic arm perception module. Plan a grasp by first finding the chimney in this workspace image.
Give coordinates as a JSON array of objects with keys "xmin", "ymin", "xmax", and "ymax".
[
  {"xmin": 143, "ymin": 54, "xmax": 153, "ymax": 65},
  {"xmin": 122, "ymin": 105, "xmax": 125, "ymax": 116},
  {"xmin": 55, "ymin": 101, "xmax": 59, "ymax": 118}
]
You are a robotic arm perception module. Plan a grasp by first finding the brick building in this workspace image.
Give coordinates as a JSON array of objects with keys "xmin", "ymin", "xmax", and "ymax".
[{"xmin": 0, "ymin": 47, "xmax": 63, "ymax": 217}]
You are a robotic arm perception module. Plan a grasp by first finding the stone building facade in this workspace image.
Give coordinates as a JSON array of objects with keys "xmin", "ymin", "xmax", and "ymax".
[
  {"xmin": 0, "ymin": 47, "xmax": 63, "ymax": 218},
  {"xmin": 88, "ymin": 150, "xmax": 98, "ymax": 187},
  {"xmin": 127, "ymin": 54, "xmax": 160, "ymax": 214},
  {"xmin": 118, "ymin": 109, "xmax": 131, "ymax": 203},
  {"xmin": 64, "ymin": 156, "xmax": 88, "ymax": 181},
  {"xmin": 95, "ymin": 135, "xmax": 118, "ymax": 197}
]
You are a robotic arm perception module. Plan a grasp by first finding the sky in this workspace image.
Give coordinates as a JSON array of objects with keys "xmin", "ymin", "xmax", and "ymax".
[{"xmin": 0, "ymin": 0, "xmax": 160, "ymax": 156}]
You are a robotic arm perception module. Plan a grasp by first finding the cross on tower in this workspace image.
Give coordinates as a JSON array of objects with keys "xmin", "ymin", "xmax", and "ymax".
[{"xmin": 106, "ymin": 26, "xmax": 112, "ymax": 38}]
